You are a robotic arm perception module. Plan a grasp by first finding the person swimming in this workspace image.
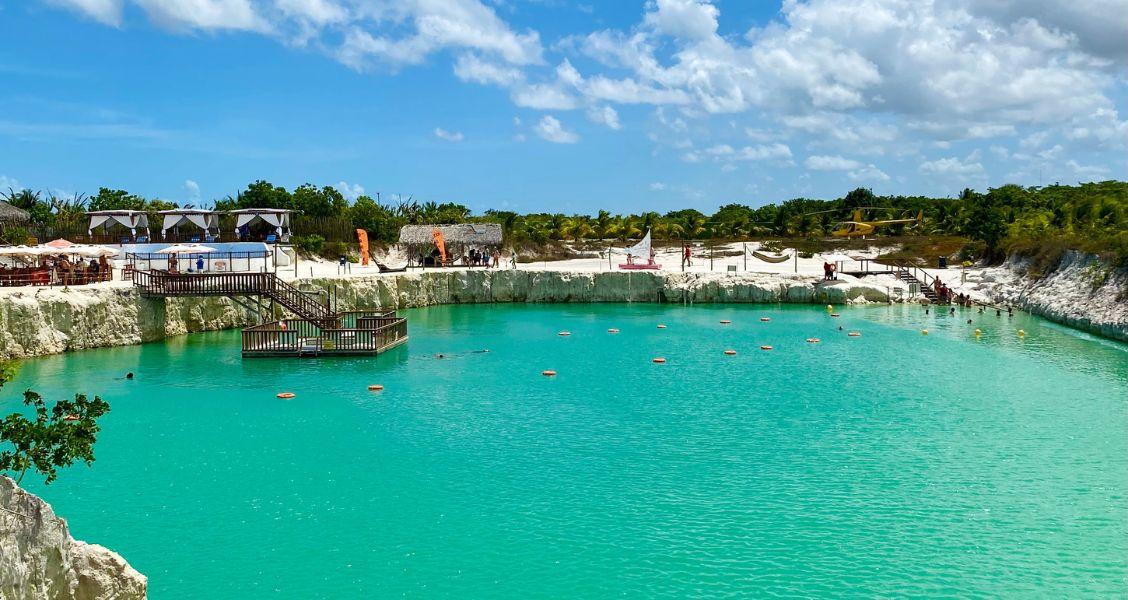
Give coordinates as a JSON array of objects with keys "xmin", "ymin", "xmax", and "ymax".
[{"xmin": 126, "ymin": 372, "xmax": 134, "ymax": 379}]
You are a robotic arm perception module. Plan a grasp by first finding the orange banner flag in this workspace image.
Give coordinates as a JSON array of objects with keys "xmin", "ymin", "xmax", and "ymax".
[
  {"xmin": 356, "ymin": 229, "xmax": 370, "ymax": 266},
  {"xmin": 431, "ymin": 228, "xmax": 446, "ymax": 263}
]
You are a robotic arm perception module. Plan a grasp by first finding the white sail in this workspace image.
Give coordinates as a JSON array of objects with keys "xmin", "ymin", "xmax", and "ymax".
[{"xmin": 612, "ymin": 229, "xmax": 652, "ymax": 259}]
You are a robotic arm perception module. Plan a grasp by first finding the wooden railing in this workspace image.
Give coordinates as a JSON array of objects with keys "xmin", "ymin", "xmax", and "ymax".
[
  {"xmin": 241, "ymin": 310, "xmax": 407, "ymax": 357},
  {"xmin": 132, "ymin": 270, "xmax": 336, "ymax": 323},
  {"xmin": 0, "ymin": 268, "xmax": 113, "ymax": 287}
]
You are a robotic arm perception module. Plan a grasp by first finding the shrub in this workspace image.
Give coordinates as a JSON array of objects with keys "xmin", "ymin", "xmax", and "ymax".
[{"xmin": 292, "ymin": 234, "xmax": 325, "ymax": 255}]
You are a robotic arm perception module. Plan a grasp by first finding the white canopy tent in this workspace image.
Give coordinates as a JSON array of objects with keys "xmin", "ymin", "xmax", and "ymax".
[
  {"xmin": 86, "ymin": 210, "xmax": 151, "ymax": 239},
  {"xmin": 229, "ymin": 208, "xmax": 291, "ymax": 240},
  {"xmin": 158, "ymin": 208, "xmax": 220, "ymax": 240}
]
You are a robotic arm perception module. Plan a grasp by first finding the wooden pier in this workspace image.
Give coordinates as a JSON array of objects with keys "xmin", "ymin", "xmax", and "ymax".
[
  {"xmin": 241, "ymin": 310, "xmax": 408, "ymax": 358},
  {"xmin": 132, "ymin": 270, "xmax": 408, "ymax": 357}
]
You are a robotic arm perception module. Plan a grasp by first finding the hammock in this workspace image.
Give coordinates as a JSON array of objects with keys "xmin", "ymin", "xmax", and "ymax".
[{"xmin": 751, "ymin": 250, "xmax": 791, "ymax": 263}]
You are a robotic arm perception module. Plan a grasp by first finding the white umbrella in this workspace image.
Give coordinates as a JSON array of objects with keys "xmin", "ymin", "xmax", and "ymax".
[
  {"xmin": 68, "ymin": 245, "xmax": 119, "ymax": 258},
  {"xmin": 157, "ymin": 244, "xmax": 217, "ymax": 254}
]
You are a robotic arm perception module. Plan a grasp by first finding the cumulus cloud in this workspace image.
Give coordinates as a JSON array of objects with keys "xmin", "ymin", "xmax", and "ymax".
[
  {"xmin": 534, "ymin": 115, "xmax": 579, "ymax": 144},
  {"xmin": 649, "ymin": 181, "xmax": 667, "ymax": 191},
  {"xmin": 433, "ymin": 127, "xmax": 464, "ymax": 142},
  {"xmin": 805, "ymin": 155, "xmax": 863, "ymax": 171},
  {"xmin": 920, "ymin": 155, "xmax": 987, "ymax": 180},
  {"xmin": 336, "ymin": 180, "xmax": 365, "ymax": 200},
  {"xmin": 587, "ymin": 105, "xmax": 621, "ymax": 130},
  {"xmin": 183, "ymin": 179, "xmax": 200, "ymax": 201}
]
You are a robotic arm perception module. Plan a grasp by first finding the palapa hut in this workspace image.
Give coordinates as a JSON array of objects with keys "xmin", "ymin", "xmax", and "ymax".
[
  {"xmin": 0, "ymin": 200, "xmax": 30, "ymax": 225},
  {"xmin": 0, "ymin": 200, "xmax": 31, "ymax": 244},
  {"xmin": 398, "ymin": 223, "xmax": 503, "ymax": 267}
]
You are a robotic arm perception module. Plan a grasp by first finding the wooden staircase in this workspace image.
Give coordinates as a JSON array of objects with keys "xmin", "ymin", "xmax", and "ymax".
[
  {"xmin": 894, "ymin": 265, "xmax": 939, "ymax": 303},
  {"xmin": 133, "ymin": 271, "xmax": 338, "ymax": 325}
]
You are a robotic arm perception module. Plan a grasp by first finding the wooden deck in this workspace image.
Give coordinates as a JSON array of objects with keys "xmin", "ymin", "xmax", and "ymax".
[
  {"xmin": 131, "ymin": 270, "xmax": 409, "ymax": 358},
  {"xmin": 241, "ymin": 310, "xmax": 408, "ymax": 358}
]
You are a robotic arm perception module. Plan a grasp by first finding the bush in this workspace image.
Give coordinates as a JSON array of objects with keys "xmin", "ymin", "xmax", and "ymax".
[
  {"xmin": 292, "ymin": 234, "xmax": 325, "ymax": 255},
  {"xmin": 319, "ymin": 240, "xmax": 351, "ymax": 261}
]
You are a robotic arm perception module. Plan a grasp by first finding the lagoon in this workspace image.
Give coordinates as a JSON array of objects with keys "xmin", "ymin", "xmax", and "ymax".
[{"xmin": 8, "ymin": 304, "xmax": 1127, "ymax": 598}]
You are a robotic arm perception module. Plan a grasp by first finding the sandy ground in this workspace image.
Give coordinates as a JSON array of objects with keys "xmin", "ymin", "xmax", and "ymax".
[{"xmin": 0, "ymin": 241, "xmax": 1003, "ymax": 307}]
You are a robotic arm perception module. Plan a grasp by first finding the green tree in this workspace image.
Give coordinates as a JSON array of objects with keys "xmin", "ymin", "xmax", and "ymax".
[
  {"xmin": 0, "ymin": 369, "xmax": 110, "ymax": 485},
  {"xmin": 88, "ymin": 187, "xmax": 146, "ymax": 211},
  {"xmin": 239, "ymin": 180, "xmax": 293, "ymax": 210}
]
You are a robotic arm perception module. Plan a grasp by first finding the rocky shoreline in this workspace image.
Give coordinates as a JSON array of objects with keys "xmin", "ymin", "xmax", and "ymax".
[
  {"xmin": 0, "ymin": 270, "xmax": 893, "ymax": 360},
  {"xmin": 0, "ymin": 477, "xmax": 147, "ymax": 599},
  {"xmin": 0, "ymin": 263, "xmax": 1124, "ymax": 361}
]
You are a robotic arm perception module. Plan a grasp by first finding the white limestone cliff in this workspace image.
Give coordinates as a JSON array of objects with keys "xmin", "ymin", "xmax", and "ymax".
[{"xmin": 0, "ymin": 476, "xmax": 147, "ymax": 599}]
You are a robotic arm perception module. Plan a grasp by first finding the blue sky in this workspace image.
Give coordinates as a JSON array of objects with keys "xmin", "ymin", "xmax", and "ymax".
[{"xmin": 1, "ymin": 0, "xmax": 1125, "ymax": 215}]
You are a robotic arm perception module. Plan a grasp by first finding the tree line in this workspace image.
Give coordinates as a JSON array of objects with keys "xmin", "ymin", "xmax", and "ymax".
[{"xmin": 3, "ymin": 180, "xmax": 1125, "ymax": 263}]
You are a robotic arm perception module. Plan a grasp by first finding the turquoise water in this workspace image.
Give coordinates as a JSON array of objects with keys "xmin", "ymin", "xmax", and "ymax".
[{"xmin": 5, "ymin": 303, "xmax": 1127, "ymax": 598}]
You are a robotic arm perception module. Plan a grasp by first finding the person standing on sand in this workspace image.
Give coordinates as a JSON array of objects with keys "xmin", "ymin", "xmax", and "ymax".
[
  {"xmin": 510, "ymin": 250, "xmax": 518, "ymax": 270},
  {"xmin": 683, "ymin": 244, "xmax": 692, "ymax": 268},
  {"xmin": 491, "ymin": 248, "xmax": 500, "ymax": 269}
]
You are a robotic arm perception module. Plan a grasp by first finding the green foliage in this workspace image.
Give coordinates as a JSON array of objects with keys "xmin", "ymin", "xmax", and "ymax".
[
  {"xmin": 9, "ymin": 177, "xmax": 1126, "ymax": 265},
  {"xmin": 0, "ymin": 369, "xmax": 109, "ymax": 485},
  {"xmin": 320, "ymin": 240, "xmax": 351, "ymax": 261},
  {"xmin": 291, "ymin": 234, "xmax": 325, "ymax": 255}
]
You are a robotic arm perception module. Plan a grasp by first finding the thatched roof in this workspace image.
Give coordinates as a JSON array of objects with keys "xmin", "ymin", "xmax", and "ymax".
[
  {"xmin": 0, "ymin": 200, "xmax": 30, "ymax": 223},
  {"xmin": 398, "ymin": 223, "xmax": 503, "ymax": 246}
]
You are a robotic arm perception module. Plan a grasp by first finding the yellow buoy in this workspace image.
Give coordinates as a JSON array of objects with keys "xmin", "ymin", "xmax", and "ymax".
[
  {"xmin": 974, "ymin": 329, "xmax": 982, "ymax": 336},
  {"xmin": 921, "ymin": 329, "xmax": 929, "ymax": 335},
  {"xmin": 1018, "ymin": 329, "xmax": 1026, "ymax": 337},
  {"xmin": 826, "ymin": 305, "xmax": 833, "ymax": 311}
]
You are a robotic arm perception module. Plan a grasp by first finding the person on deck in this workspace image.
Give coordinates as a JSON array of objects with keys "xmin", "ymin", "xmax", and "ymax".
[{"xmin": 196, "ymin": 255, "xmax": 205, "ymax": 272}]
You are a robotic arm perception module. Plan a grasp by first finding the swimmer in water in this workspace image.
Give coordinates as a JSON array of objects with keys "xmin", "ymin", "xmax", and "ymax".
[
  {"xmin": 838, "ymin": 325, "xmax": 844, "ymax": 331},
  {"xmin": 126, "ymin": 372, "xmax": 134, "ymax": 379},
  {"xmin": 435, "ymin": 353, "xmax": 445, "ymax": 359},
  {"xmin": 967, "ymin": 319, "xmax": 973, "ymax": 324}
]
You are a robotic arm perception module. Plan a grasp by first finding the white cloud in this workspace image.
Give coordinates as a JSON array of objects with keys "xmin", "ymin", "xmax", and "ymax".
[
  {"xmin": 920, "ymin": 155, "xmax": 986, "ymax": 180},
  {"xmin": 133, "ymin": 0, "xmax": 268, "ymax": 32},
  {"xmin": 586, "ymin": 105, "xmax": 621, "ymax": 130},
  {"xmin": 512, "ymin": 84, "xmax": 579, "ymax": 110},
  {"xmin": 45, "ymin": 0, "xmax": 123, "ymax": 26},
  {"xmin": 848, "ymin": 165, "xmax": 890, "ymax": 182},
  {"xmin": 336, "ymin": 1, "xmax": 542, "ymax": 70},
  {"xmin": 1065, "ymin": 159, "xmax": 1110, "ymax": 179},
  {"xmin": 433, "ymin": 127, "xmax": 464, "ymax": 142},
  {"xmin": 534, "ymin": 115, "xmax": 579, "ymax": 144},
  {"xmin": 453, "ymin": 54, "xmax": 523, "ymax": 86},
  {"xmin": 0, "ymin": 175, "xmax": 22, "ymax": 191},
  {"xmin": 649, "ymin": 182, "xmax": 667, "ymax": 191},
  {"xmin": 184, "ymin": 179, "xmax": 200, "ymax": 201},
  {"xmin": 805, "ymin": 155, "xmax": 863, "ymax": 171},
  {"xmin": 275, "ymin": 0, "xmax": 346, "ymax": 26},
  {"xmin": 336, "ymin": 180, "xmax": 365, "ymax": 200}
]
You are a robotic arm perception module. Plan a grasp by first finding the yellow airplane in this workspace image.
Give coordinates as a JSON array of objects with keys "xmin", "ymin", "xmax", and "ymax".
[{"xmin": 831, "ymin": 209, "xmax": 923, "ymax": 238}]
